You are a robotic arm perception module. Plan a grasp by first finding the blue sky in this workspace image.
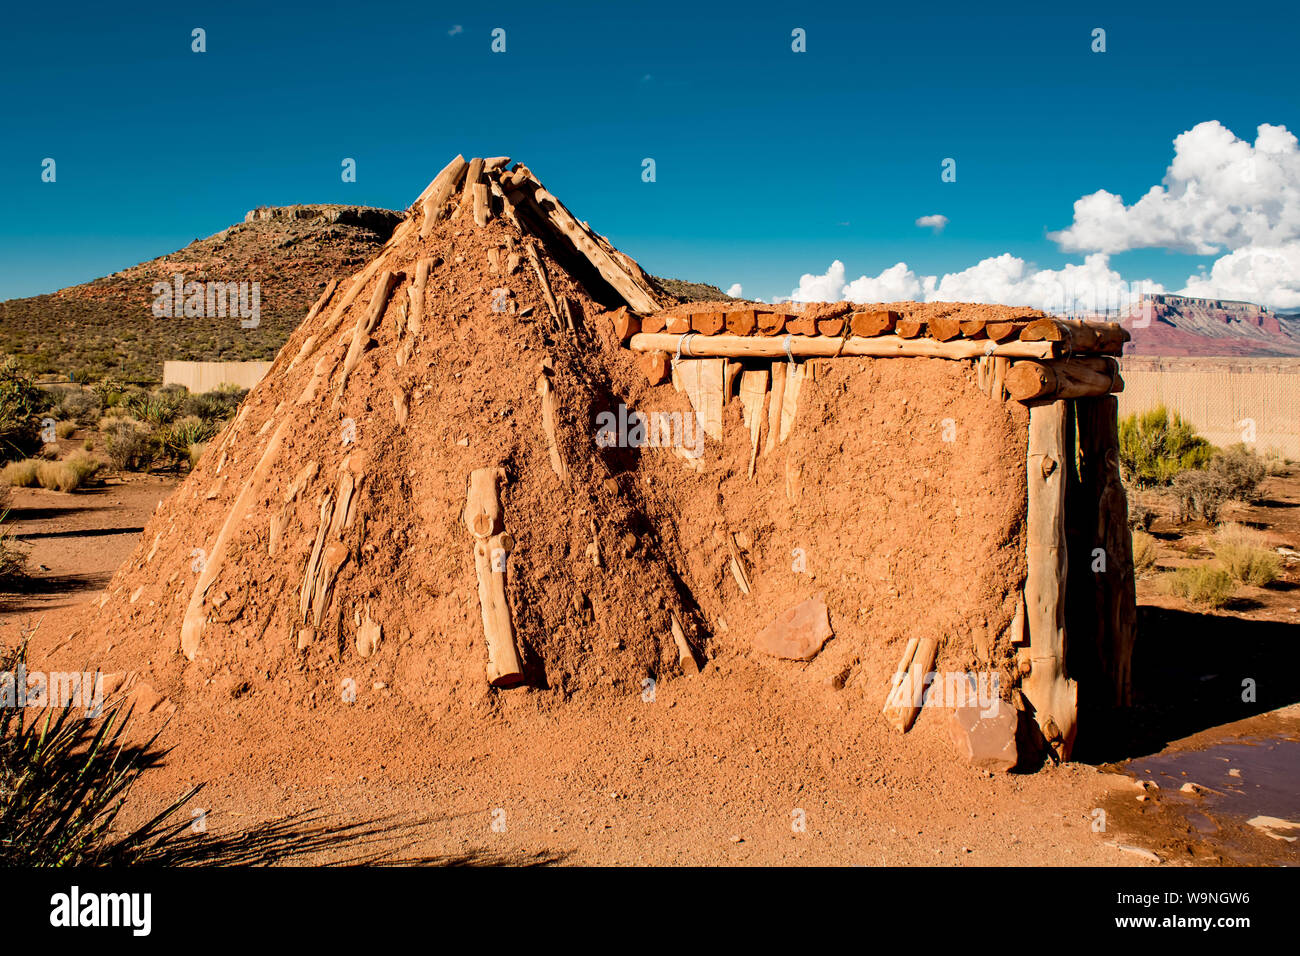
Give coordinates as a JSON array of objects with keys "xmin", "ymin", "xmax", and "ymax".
[{"xmin": 1, "ymin": 1, "xmax": 1297, "ymax": 306}]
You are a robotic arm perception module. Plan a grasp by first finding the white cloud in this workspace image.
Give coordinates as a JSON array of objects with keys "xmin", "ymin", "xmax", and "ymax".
[
  {"xmin": 915, "ymin": 214, "xmax": 949, "ymax": 233},
  {"xmin": 725, "ymin": 283, "xmax": 743, "ymax": 297},
  {"xmin": 1179, "ymin": 241, "xmax": 1300, "ymax": 310},
  {"xmin": 448, "ymin": 24, "xmax": 463, "ymax": 36},
  {"xmin": 1051, "ymin": 121, "xmax": 1300, "ymax": 255},
  {"xmin": 789, "ymin": 254, "xmax": 1162, "ymax": 313}
]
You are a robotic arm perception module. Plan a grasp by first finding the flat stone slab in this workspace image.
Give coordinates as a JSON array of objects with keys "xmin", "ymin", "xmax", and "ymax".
[
  {"xmin": 949, "ymin": 701, "xmax": 1019, "ymax": 772},
  {"xmin": 753, "ymin": 596, "xmax": 832, "ymax": 661}
]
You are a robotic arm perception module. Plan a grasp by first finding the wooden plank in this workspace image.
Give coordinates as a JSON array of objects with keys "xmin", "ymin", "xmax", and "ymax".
[
  {"xmin": 739, "ymin": 368, "xmax": 768, "ymax": 478},
  {"xmin": 778, "ymin": 362, "xmax": 806, "ymax": 443}
]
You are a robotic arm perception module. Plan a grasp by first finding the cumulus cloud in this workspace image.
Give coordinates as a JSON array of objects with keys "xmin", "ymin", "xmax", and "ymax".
[
  {"xmin": 1179, "ymin": 241, "xmax": 1300, "ymax": 310},
  {"xmin": 448, "ymin": 24, "xmax": 463, "ymax": 36},
  {"xmin": 915, "ymin": 214, "xmax": 949, "ymax": 234},
  {"xmin": 790, "ymin": 254, "xmax": 1162, "ymax": 313},
  {"xmin": 1051, "ymin": 121, "xmax": 1300, "ymax": 255},
  {"xmin": 726, "ymin": 283, "xmax": 743, "ymax": 297}
]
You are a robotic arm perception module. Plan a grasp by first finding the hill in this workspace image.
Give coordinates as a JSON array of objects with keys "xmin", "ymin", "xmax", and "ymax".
[
  {"xmin": 0, "ymin": 206, "xmax": 728, "ymax": 384},
  {"xmin": 1124, "ymin": 293, "xmax": 1300, "ymax": 357}
]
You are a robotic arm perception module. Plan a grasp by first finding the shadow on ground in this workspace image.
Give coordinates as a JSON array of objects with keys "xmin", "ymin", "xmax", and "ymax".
[{"xmin": 1077, "ymin": 605, "xmax": 1300, "ymax": 763}]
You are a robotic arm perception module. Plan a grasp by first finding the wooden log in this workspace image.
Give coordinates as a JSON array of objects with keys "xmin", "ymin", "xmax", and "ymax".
[
  {"xmin": 850, "ymin": 309, "xmax": 900, "ymax": 337},
  {"xmin": 483, "ymin": 156, "xmax": 511, "ymax": 171},
  {"xmin": 454, "ymin": 157, "xmax": 485, "ymax": 221},
  {"xmin": 779, "ymin": 363, "xmax": 805, "ymax": 443},
  {"xmin": 1019, "ymin": 317, "xmax": 1129, "ymax": 355},
  {"xmin": 991, "ymin": 356, "xmax": 1009, "ymax": 402},
  {"xmin": 536, "ymin": 374, "xmax": 568, "ymax": 485},
  {"xmin": 725, "ymin": 309, "xmax": 758, "ymax": 336},
  {"xmin": 473, "ymin": 532, "xmax": 525, "ymax": 687},
  {"xmin": 641, "ymin": 313, "xmax": 666, "ymax": 334},
  {"xmin": 1075, "ymin": 396, "xmax": 1137, "ymax": 708},
  {"xmin": 1023, "ymin": 401, "xmax": 1079, "ymax": 760},
  {"xmin": 463, "ymin": 467, "xmax": 507, "ymax": 539},
  {"xmin": 525, "ymin": 242, "xmax": 560, "ymax": 328},
  {"xmin": 690, "ymin": 311, "xmax": 725, "ymax": 334},
  {"xmin": 765, "ymin": 361, "xmax": 787, "ymax": 454},
  {"xmin": 419, "ymin": 155, "xmax": 469, "ymax": 238},
  {"xmin": 1004, "ymin": 357, "xmax": 1122, "ymax": 402},
  {"xmin": 739, "ymin": 368, "xmax": 768, "ymax": 478},
  {"xmin": 664, "ymin": 314, "xmax": 691, "ymax": 333},
  {"xmin": 785, "ymin": 313, "xmax": 816, "ymax": 336},
  {"xmin": 289, "ymin": 259, "xmax": 383, "ymax": 373},
  {"xmin": 882, "ymin": 637, "xmax": 938, "ymax": 732},
  {"xmin": 896, "ymin": 315, "xmax": 925, "ymax": 338},
  {"xmin": 958, "ymin": 317, "xmax": 988, "ymax": 339},
  {"xmin": 472, "ymin": 181, "xmax": 491, "ymax": 227},
  {"xmin": 815, "ymin": 315, "xmax": 846, "ymax": 336},
  {"xmin": 409, "ymin": 258, "xmax": 432, "ymax": 335},
  {"xmin": 628, "ymin": 332, "xmax": 1056, "ymax": 361},
  {"xmin": 299, "ymin": 492, "xmax": 335, "ymax": 622},
  {"xmin": 641, "ymin": 349, "xmax": 670, "ymax": 385},
  {"xmin": 670, "ymin": 612, "xmax": 699, "ymax": 674},
  {"xmin": 727, "ymin": 534, "xmax": 752, "ymax": 595},
  {"xmin": 610, "ymin": 307, "xmax": 640, "ymax": 342},
  {"xmin": 521, "ymin": 182, "xmax": 661, "ymax": 312},
  {"xmin": 757, "ymin": 311, "xmax": 788, "ymax": 336},
  {"xmin": 334, "ymin": 269, "xmax": 402, "ymax": 409},
  {"xmin": 985, "ymin": 318, "xmax": 1033, "ymax": 342},
  {"xmin": 927, "ymin": 314, "xmax": 964, "ymax": 342},
  {"xmin": 311, "ymin": 540, "xmax": 349, "ymax": 628},
  {"xmin": 674, "ymin": 359, "xmax": 724, "ymax": 441}
]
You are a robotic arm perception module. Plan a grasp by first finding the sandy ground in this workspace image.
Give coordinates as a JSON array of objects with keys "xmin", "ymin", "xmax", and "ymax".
[{"xmin": 5, "ymin": 470, "xmax": 1298, "ymax": 866}]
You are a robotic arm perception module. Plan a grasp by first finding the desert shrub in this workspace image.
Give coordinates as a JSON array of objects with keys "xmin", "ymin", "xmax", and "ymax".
[
  {"xmin": 81, "ymin": 435, "xmax": 96, "ymax": 452},
  {"xmin": 34, "ymin": 452, "xmax": 100, "ymax": 493},
  {"xmin": 0, "ymin": 639, "xmax": 201, "ymax": 865},
  {"xmin": 1132, "ymin": 531, "xmax": 1159, "ymax": 572},
  {"xmin": 2, "ymin": 460, "xmax": 39, "ymax": 488},
  {"xmin": 1168, "ymin": 564, "xmax": 1236, "ymax": 609},
  {"xmin": 1207, "ymin": 444, "xmax": 1266, "ymax": 503},
  {"xmin": 51, "ymin": 388, "xmax": 101, "ymax": 426},
  {"xmin": 102, "ymin": 419, "xmax": 157, "ymax": 472},
  {"xmin": 1211, "ymin": 523, "xmax": 1282, "ymax": 587},
  {"xmin": 182, "ymin": 384, "xmax": 247, "ymax": 424},
  {"xmin": 1118, "ymin": 406, "xmax": 1214, "ymax": 486},
  {"xmin": 126, "ymin": 390, "xmax": 181, "ymax": 428},
  {"xmin": 91, "ymin": 376, "xmax": 128, "ymax": 410},
  {"xmin": 1124, "ymin": 482, "xmax": 1158, "ymax": 530},
  {"xmin": 0, "ymin": 359, "xmax": 44, "ymax": 463},
  {"xmin": 0, "ymin": 516, "xmax": 27, "ymax": 586},
  {"xmin": 1172, "ymin": 468, "xmax": 1231, "ymax": 523},
  {"xmin": 1260, "ymin": 448, "xmax": 1289, "ymax": 475},
  {"xmin": 160, "ymin": 416, "xmax": 216, "ymax": 469},
  {"xmin": 188, "ymin": 442, "xmax": 209, "ymax": 470},
  {"xmin": 54, "ymin": 421, "xmax": 76, "ymax": 440}
]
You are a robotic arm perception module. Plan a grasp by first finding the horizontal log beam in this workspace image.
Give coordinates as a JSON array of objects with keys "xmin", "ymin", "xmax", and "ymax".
[
  {"xmin": 628, "ymin": 332, "xmax": 1056, "ymax": 361},
  {"xmin": 1005, "ymin": 357, "xmax": 1123, "ymax": 402}
]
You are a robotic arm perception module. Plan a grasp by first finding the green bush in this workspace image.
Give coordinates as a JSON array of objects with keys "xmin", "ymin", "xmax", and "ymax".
[
  {"xmin": 160, "ymin": 416, "xmax": 216, "ymax": 469},
  {"xmin": 0, "ymin": 359, "xmax": 45, "ymax": 464},
  {"xmin": 1119, "ymin": 405, "xmax": 1214, "ymax": 486},
  {"xmin": 1212, "ymin": 523, "xmax": 1282, "ymax": 587},
  {"xmin": 182, "ymin": 384, "xmax": 247, "ymax": 424},
  {"xmin": 102, "ymin": 419, "xmax": 157, "ymax": 472},
  {"xmin": 50, "ymin": 388, "xmax": 101, "ymax": 426},
  {"xmin": 126, "ymin": 390, "xmax": 181, "ymax": 428},
  {"xmin": 1168, "ymin": 564, "xmax": 1236, "ymax": 609}
]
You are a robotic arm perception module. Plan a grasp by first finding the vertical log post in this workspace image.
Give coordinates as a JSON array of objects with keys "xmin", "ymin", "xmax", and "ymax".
[
  {"xmin": 463, "ymin": 467, "xmax": 526, "ymax": 688},
  {"xmin": 1023, "ymin": 401, "xmax": 1079, "ymax": 759}
]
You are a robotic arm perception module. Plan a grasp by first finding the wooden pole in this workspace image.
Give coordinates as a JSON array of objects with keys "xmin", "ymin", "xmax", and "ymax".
[
  {"xmin": 1004, "ymin": 357, "xmax": 1123, "ymax": 402},
  {"xmin": 1023, "ymin": 401, "xmax": 1079, "ymax": 759},
  {"xmin": 628, "ymin": 332, "xmax": 1055, "ymax": 361},
  {"xmin": 463, "ymin": 467, "xmax": 525, "ymax": 688}
]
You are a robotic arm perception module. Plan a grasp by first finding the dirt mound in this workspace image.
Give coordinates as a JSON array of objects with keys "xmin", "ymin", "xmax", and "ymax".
[{"xmin": 75, "ymin": 158, "xmax": 711, "ymax": 721}]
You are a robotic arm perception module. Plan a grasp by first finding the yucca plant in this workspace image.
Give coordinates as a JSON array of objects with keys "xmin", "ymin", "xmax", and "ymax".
[{"xmin": 0, "ymin": 638, "xmax": 200, "ymax": 865}]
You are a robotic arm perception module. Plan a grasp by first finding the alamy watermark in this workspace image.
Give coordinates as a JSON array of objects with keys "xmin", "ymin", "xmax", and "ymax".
[
  {"xmin": 152, "ymin": 273, "xmax": 260, "ymax": 328},
  {"xmin": 1, "ymin": 667, "xmax": 105, "ymax": 716},
  {"xmin": 595, "ymin": 404, "xmax": 705, "ymax": 458}
]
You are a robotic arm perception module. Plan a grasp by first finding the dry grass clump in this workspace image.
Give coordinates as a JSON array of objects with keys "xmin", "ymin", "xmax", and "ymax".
[
  {"xmin": 2, "ymin": 452, "xmax": 101, "ymax": 492},
  {"xmin": 1132, "ymin": 530, "xmax": 1159, "ymax": 572},
  {"xmin": 1168, "ymin": 564, "xmax": 1236, "ymax": 609},
  {"xmin": 1211, "ymin": 522, "xmax": 1282, "ymax": 587}
]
